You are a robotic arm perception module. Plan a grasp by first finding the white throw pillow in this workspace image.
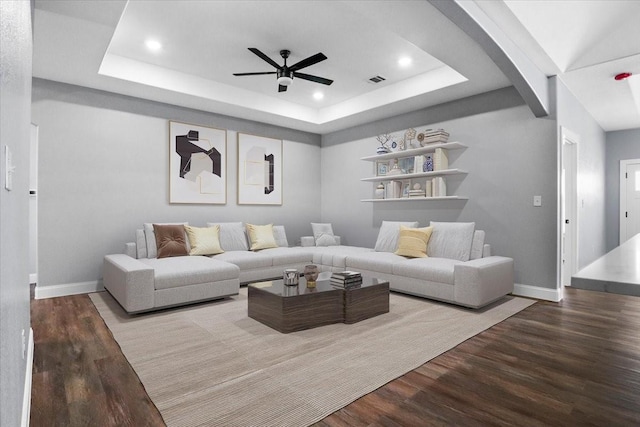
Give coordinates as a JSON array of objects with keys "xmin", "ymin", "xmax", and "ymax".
[
  {"xmin": 427, "ymin": 221, "xmax": 476, "ymax": 261},
  {"xmin": 206, "ymin": 222, "xmax": 249, "ymax": 251},
  {"xmin": 272, "ymin": 225, "xmax": 289, "ymax": 247},
  {"xmin": 311, "ymin": 222, "xmax": 338, "ymax": 246},
  {"xmin": 374, "ymin": 220, "xmax": 419, "ymax": 252}
]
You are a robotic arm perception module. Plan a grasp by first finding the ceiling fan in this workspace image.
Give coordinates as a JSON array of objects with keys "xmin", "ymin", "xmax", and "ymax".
[{"xmin": 233, "ymin": 48, "xmax": 333, "ymax": 92}]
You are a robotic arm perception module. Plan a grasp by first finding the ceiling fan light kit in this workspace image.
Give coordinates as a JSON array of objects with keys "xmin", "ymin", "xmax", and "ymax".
[{"xmin": 233, "ymin": 48, "xmax": 333, "ymax": 92}]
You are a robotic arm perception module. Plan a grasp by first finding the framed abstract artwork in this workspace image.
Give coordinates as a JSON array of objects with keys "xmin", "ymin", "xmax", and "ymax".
[
  {"xmin": 237, "ymin": 133, "xmax": 282, "ymax": 205},
  {"xmin": 169, "ymin": 121, "xmax": 227, "ymax": 204}
]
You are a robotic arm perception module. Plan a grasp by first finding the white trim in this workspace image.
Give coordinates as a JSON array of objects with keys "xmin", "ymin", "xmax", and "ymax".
[
  {"xmin": 21, "ymin": 328, "xmax": 34, "ymax": 427},
  {"xmin": 34, "ymin": 280, "xmax": 104, "ymax": 299},
  {"xmin": 560, "ymin": 127, "xmax": 579, "ymax": 288},
  {"xmin": 29, "ymin": 273, "xmax": 37, "ymax": 284},
  {"xmin": 513, "ymin": 283, "xmax": 563, "ymax": 302},
  {"xmin": 619, "ymin": 159, "xmax": 640, "ymax": 245}
]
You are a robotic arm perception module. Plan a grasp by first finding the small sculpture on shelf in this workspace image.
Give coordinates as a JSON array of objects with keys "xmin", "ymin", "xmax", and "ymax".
[
  {"xmin": 376, "ymin": 133, "xmax": 393, "ymax": 154},
  {"xmin": 405, "ymin": 128, "xmax": 418, "ymax": 148}
]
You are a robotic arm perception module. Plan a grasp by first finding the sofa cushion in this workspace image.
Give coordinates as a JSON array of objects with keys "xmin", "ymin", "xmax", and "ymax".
[
  {"xmin": 302, "ymin": 246, "xmax": 374, "ymax": 269},
  {"xmin": 144, "ymin": 222, "xmax": 189, "ymax": 258},
  {"xmin": 135, "ymin": 229, "xmax": 147, "ymax": 259},
  {"xmin": 470, "ymin": 230, "xmax": 485, "ymax": 260},
  {"xmin": 374, "ymin": 220, "xmax": 419, "ymax": 253},
  {"xmin": 273, "ymin": 225, "xmax": 289, "ymax": 247},
  {"xmin": 140, "ymin": 256, "xmax": 238, "ymax": 290},
  {"xmin": 428, "ymin": 222, "xmax": 475, "ymax": 261},
  {"xmin": 258, "ymin": 247, "xmax": 313, "ymax": 266},
  {"xmin": 184, "ymin": 225, "xmax": 224, "ymax": 256},
  {"xmin": 207, "ymin": 222, "xmax": 249, "ymax": 251},
  {"xmin": 211, "ymin": 251, "xmax": 272, "ymax": 269},
  {"xmin": 153, "ymin": 224, "xmax": 189, "ymax": 258},
  {"xmin": 395, "ymin": 226, "xmax": 433, "ymax": 258},
  {"xmin": 311, "ymin": 223, "xmax": 338, "ymax": 246},
  {"xmin": 392, "ymin": 257, "xmax": 462, "ymax": 284},
  {"xmin": 346, "ymin": 251, "xmax": 407, "ymax": 274},
  {"xmin": 246, "ymin": 223, "xmax": 278, "ymax": 251}
]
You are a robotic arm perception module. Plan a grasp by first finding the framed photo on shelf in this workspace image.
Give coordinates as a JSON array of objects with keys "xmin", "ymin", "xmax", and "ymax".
[
  {"xmin": 401, "ymin": 180, "xmax": 411, "ymax": 198},
  {"xmin": 237, "ymin": 132, "xmax": 282, "ymax": 205},
  {"xmin": 376, "ymin": 161, "xmax": 389, "ymax": 176},
  {"xmin": 169, "ymin": 121, "xmax": 227, "ymax": 204}
]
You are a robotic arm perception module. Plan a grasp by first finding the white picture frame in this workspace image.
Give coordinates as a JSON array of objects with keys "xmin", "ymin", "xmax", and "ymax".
[
  {"xmin": 169, "ymin": 121, "xmax": 227, "ymax": 204},
  {"xmin": 237, "ymin": 133, "xmax": 283, "ymax": 205}
]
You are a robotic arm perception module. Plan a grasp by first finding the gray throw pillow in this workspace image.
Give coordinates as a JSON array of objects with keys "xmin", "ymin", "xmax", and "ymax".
[
  {"xmin": 206, "ymin": 222, "xmax": 249, "ymax": 251},
  {"xmin": 311, "ymin": 222, "xmax": 338, "ymax": 246},
  {"xmin": 272, "ymin": 225, "xmax": 289, "ymax": 247},
  {"xmin": 374, "ymin": 221, "xmax": 419, "ymax": 252},
  {"xmin": 427, "ymin": 221, "xmax": 476, "ymax": 261}
]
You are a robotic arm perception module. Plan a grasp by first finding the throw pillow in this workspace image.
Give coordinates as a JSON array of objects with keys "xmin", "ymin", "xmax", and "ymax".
[
  {"xmin": 395, "ymin": 225, "xmax": 433, "ymax": 258},
  {"xmin": 272, "ymin": 225, "xmax": 289, "ymax": 247},
  {"xmin": 427, "ymin": 221, "xmax": 476, "ymax": 261},
  {"xmin": 153, "ymin": 224, "xmax": 189, "ymax": 258},
  {"xmin": 144, "ymin": 222, "xmax": 189, "ymax": 258},
  {"xmin": 246, "ymin": 223, "xmax": 278, "ymax": 251},
  {"xmin": 184, "ymin": 225, "xmax": 224, "ymax": 256},
  {"xmin": 206, "ymin": 222, "xmax": 249, "ymax": 251},
  {"xmin": 311, "ymin": 222, "xmax": 338, "ymax": 246},
  {"xmin": 374, "ymin": 220, "xmax": 419, "ymax": 252}
]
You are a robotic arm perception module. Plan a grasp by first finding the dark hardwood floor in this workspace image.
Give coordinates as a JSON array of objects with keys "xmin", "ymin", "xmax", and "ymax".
[{"xmin": 30, "ymin": 288, "xmax": 640, "ymax": 426}]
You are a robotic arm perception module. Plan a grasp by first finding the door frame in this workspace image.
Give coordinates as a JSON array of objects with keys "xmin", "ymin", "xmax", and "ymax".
[
  {"xmin": 619, "ymin": 158, "xmax": 640, "ymax": 244},
  {"xmin": 559, "ymin": 127, "xmax": 579, "ymax": 289}
]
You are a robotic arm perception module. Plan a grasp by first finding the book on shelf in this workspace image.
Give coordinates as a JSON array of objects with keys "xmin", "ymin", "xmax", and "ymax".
[
  {"xmin": 385, "ymin": 180, "xmax": 401, "ymax": 199},
  {"xmin": 432, "ymin": 176, "xmax": 447, "ymax": 197},
  {"xmin": 408, "ymin": 189, "xmax": 425, "ymax": 198},
  {"xmin": 433, "ymin": 148, "xmax": 448, "ymax": 171},
  {"xmin": 425, "ymin": 179, "xmax": 433, "ymax": 197}
]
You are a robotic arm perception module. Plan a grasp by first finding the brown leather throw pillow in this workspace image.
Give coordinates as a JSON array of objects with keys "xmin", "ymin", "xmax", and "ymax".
[{"xmin": 153, "ymin": 224, "xmax": 188, "ymax": 258}]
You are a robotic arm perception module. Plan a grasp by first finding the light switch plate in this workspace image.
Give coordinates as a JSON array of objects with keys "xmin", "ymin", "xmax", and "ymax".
[{"xmin": 533, "ymin": 195, "xmax": 542, "ymax": 207}]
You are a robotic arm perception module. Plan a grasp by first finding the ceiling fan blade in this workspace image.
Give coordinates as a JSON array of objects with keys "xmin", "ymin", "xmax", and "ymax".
[
  {"xmin": 248, "ymin": 48, "xmax": 281, "ymax": 69},
  {"xmin": 278, "ymin": 84, "xmax": 288, "ymax": 92},
  {"xmin": 289, "ymin": 52, "xmax": 327, "ymax": 72},
  {"xmin": 233, "ymin": 72, "xmax": 277, "ymax": 76},
  {"xmin": 293, "ymin": 72, "xmax": 333, "ymax": 86}
]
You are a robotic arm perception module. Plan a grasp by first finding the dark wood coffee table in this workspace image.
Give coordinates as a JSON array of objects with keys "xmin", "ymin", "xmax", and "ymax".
[{"xmin": 247, "ymin": 272, "xmax": 389, "ymax": 333}]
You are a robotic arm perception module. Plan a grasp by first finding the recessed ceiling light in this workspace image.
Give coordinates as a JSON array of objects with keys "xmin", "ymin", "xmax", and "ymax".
[
  {"xmin": 313, "ymin": 92, "xmax": 324, "ymax": 100},
  {"xmin": 398, "ymin": 57, "xmax": 412, "ymax": 68},
  {"xmin": 145, "ymin": 39, "xmax": 162, "ymax": 52}
]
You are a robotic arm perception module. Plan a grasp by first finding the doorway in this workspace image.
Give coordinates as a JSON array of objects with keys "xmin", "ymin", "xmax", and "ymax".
[
  {"xmin": 560, "ymin": 127, "xmax": 578, "ymax": 288},
  {"xmin": 619, "ymin": 159, "xmax": 640, "ymax": 244},
  {"xmin": 29, "ymin": 123, "xmax": 38, "ymax": 284}
]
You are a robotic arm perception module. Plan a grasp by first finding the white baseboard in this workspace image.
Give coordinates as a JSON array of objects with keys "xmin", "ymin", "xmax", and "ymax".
[
  {"xmin": 513, "ymin": 283, "xmax": 563, "ymax": 302},
  {"xmin": 29, "ymin": 273, "xmax": 37, "ymax": 284},
  {"xmin": 21, "ymin": 328, "xmax": 34, "ymax": 427},
  {"xmin": 34, "ymin": 280, "xmax": 104, "ymax": 299}
]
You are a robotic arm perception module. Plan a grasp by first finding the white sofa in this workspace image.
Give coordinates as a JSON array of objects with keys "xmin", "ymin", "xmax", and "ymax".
[{"xmin": 103, "ymin": 221, "xmax": 513, "ymax": 314}]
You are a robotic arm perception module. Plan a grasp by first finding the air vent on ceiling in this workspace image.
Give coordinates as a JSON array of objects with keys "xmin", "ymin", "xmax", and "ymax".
[{"xmin": 368, "ymin": 75, "xmax": 386, "ymax": 84}]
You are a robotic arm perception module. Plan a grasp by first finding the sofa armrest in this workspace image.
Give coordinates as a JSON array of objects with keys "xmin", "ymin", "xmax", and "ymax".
[
  {"xmin": 454, "ymin": 256, "xmax": 514, "ymax": 308},
  {"xmin": 124, "ymin": 242, "xmax": 137, "ymax": 258},
  {"xmin": 103, "ymin": 254, "xmax": 155, "ymax": 313},
  {"xmin": 300, "ymin": 236, "xmax": 315, "ymax": 247}
]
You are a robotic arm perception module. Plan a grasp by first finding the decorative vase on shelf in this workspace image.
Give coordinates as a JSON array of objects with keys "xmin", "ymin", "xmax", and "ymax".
[
  {"xmin": 376, "ymin": 146, "xmax": 391, "ymax": 155},
  {"xmin": 423, "ymin": 155, "xmax": 434, "ymax": 172},
  {"xmin": 304, "ymin": 265, "xmax": 319, "ymax": 288},
  {"xmin": 375, "ymin": 183, "xmax": 385, "ymax": 199}
]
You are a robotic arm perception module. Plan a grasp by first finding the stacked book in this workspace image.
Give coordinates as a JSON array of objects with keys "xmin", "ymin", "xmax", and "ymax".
[
  {"xmin": 408, "ymin": 189, "xmax": 425, "ymax": 198},
  {"xmin": 424, "ymin": 129, "xmax": 450, "ymax": 144},
  {"xmin": 433, "ymin": 148, "xmax": 448, "ymax": 171},
  {"xmin": 330, "ymin": 271, "xmax": 363, "ymax": 288}
]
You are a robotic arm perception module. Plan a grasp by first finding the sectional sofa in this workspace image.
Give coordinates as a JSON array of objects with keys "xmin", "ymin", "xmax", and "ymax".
[{"xmin": 103, "ymin": 221, "xmax": 514, "ymax": 313}]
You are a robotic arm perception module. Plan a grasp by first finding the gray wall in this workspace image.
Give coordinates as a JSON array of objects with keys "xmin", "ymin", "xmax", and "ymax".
[
  {"xmin": 32, "ymin": 79, "xmax": 321, "ymax": 290},
  {"xmin": 553, "ymin": 77, "xmax": 607, "ymax": 268},
  {"xmin": 605, "ymin": 128, "xmax": 640, "ymax": 251},
  {"xmin": 0, "ymin": 1, "xmax": 33, "ymax": 425},
  {"xmin": 321, "ymin": 87, "xmax": 558, "ymax": 289}
]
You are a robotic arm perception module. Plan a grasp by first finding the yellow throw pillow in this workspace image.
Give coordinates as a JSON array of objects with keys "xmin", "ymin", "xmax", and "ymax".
[
  {"xmin": 394, "ymin": 225, "xmax": 433, "ymax": 258},
  {"xmin": 184, "ymin": 225, "xmax": 224, "ymax": 256},
  {"xmin": 246, "ymin": 223, "xmax": 278, "ymax": 251}
]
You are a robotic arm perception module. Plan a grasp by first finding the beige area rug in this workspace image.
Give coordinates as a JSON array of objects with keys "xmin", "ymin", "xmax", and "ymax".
[{"xmin": 90, "ymin": 289, "xmax": 535, "ymax": 427}]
